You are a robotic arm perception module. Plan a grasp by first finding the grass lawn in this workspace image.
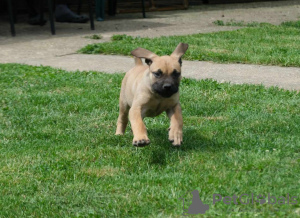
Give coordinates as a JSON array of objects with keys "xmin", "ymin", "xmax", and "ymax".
[
  {"xmin": 79, "ymin": 20, "xmax": 300, "ymax": 67},
  {"xmin": 1, "ymin": 64, "xmax": 300, "ymax": 217}
]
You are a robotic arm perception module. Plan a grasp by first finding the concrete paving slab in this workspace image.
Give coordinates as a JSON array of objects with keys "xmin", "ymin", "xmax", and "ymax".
[{"xmin": 10, "ymin": 53, "xmax": 300, "ymax": 90}]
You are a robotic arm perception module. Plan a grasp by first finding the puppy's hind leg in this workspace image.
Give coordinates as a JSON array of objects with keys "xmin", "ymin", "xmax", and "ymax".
[{"xmin": 116, "ymin": 100, "xmax": 129, "ymax": 135}]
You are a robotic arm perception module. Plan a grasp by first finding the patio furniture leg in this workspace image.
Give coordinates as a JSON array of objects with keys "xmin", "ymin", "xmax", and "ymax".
[
  {"xmin": 141, "ymin": 0, "xmax": 146, "ymax": 18},
  {"xmin": 47, "ymin": 0, "xmax": 55, "ymax": 35},
  {"xmin": 7, "ymin": 0, "xmax": 16, "ymax": 36},
  {"xmin": 39, "ymin": 0, "xmax": 44, "ymax": 25},
  {"xmin": 77, "ymin": 0, "xmax": 82, "ymax": 15},
  {"xmin": 88, "ymin": 0, "xmax": 95, "ymax": 30}
]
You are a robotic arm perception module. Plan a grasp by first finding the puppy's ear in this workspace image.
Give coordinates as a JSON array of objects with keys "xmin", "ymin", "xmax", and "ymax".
[
  {"xmin": 171, "ymin": 43, "xmax": 189, "ymax": 60},
  {"xmin": 178, "ymin": 58, "xmax": 182, "ymax": 66},
  {"xmin": 131, "ymin": 48, "xmax": 157, "ymax": 66}
]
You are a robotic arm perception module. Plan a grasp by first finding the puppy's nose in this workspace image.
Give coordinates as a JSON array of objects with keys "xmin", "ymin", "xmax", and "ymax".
[{"xmin": 163, "ymin": 84, "xmax": 172, "ymax": 90}]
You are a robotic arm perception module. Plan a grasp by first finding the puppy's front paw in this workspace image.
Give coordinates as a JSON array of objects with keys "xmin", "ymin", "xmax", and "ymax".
[
  {"xmin": 168, "ymin": 128, "xmax": 182, "ymax": 147},
  {"xmin": 132, "ymin": 135, "xmax": 150, "ymax": 147},
  {"xmin": 115, "ymin": 131, "xmax": 124, "ymax": 136}
]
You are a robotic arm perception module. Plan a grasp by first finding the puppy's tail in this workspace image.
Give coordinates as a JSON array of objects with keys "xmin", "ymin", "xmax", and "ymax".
[{"xmin": 134, "ymin": 57, "xmax": 143, "ymax": 66}]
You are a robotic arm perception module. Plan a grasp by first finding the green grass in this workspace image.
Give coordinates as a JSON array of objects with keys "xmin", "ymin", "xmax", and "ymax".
[
  {"xmin": 213, "ymin": 19, "xmax": 263, "ymax": 27},
  {"xmin": 79, "ymin": 20, "xmax": 300, "ymax": 67},
  {"xmin": 1, "ymin": 64, "xmax": 300, "ymax": 217}
]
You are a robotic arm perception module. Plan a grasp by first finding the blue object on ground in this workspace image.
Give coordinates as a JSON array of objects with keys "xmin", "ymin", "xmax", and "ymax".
[{"xmin": 96, "ymin": 0, "xmax": 105, "ymax": 21}]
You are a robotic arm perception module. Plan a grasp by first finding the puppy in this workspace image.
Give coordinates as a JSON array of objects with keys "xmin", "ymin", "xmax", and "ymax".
[{"xmin": 115, "ymin": 43, "xmax": 188, "ymax": 147}]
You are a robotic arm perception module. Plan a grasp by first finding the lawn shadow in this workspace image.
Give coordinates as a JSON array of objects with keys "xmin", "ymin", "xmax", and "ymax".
[
  {"xmin": 148, "ymin": 127, "xmax": 230, "ymax": 166},
  {"xmin": 148, "ymin": 127, "xmax": 222, "ymax": 151}
]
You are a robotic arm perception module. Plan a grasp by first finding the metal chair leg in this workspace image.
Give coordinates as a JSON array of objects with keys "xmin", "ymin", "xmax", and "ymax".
[
  {"xmin": 141, "ymin": 0, "xmax": 146, "ymax": 18},
  {"xmin": 47, "ymin": 0, "xmax": 55, "ymax": 35},
  {"xmin": 39, "ymin": 0, "xmax": 44, "ymax": 26},
  {"xmin": 12, "ymin": 0, "xmax": 17, "ymax": 23},
  {"xmin": 88, "ymin": 0, "xmax": 95, "ymax": 30},
  {"xmin": 7, "ymin": 0, "xmax": 16, "ymax": 36},
  {"xmin": 77, "ymin": 0, "xmax": 82, "ymax": 15}
]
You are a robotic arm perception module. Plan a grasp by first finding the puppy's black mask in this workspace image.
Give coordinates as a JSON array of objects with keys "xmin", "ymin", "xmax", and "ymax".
[{"xmin": 151, "ymin": 69, "xmax": 180, "ymax": 98}]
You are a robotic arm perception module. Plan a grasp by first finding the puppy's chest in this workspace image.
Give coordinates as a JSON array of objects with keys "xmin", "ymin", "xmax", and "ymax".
[{"xmin": 141, "ymin": 101, "xmax": 174, "ymax": 118}]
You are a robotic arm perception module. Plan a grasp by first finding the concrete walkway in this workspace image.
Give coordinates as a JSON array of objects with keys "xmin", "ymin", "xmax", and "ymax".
[
  {"xmin": 0, "ymin": 1, "xmax": 299, "ymax": 90},
  {"xmin": 11, "ymin": 53, "xmax": 300, "ymax": 90}
]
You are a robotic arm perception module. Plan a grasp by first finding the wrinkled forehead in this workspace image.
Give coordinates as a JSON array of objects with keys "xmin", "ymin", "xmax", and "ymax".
[{"xmin": 149, "ymin": 56, "xmax": 181, "ymax": 73}]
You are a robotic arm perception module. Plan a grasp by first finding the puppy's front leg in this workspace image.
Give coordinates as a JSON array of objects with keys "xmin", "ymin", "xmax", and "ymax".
[
  {"xmin": 129, "ymin": 106, "xmax": 150, "ymax": 147},
  {"xmin": 166, "ymin": 103, "xmax": 183, "ymax": 146}
]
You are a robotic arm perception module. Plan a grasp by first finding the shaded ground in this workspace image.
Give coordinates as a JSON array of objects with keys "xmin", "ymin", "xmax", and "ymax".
[{"xmin": 0, "ymin": 0, "xmax": 299, "ymax": 89}]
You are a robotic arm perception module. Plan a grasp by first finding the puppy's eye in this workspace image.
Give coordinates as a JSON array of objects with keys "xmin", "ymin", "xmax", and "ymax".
[
  {"xmin": 172, "ymin": 70, "xmax": 181, "ymax": 78},
  {"xmin": 153, "ymin": 71, "xmax": 162, "ymax": 78}
]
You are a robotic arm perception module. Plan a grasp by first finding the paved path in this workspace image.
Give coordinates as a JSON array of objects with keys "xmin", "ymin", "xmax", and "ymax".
[
  {"xmin": 0, "ymin": 0, "xmax": 299, "ymax": 90},
  {"xmin": 11, "ymin": 54, "xmax": 300, "ymax": 90}
]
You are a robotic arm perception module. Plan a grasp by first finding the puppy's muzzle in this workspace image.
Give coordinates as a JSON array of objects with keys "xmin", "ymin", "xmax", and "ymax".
[
  {"xmin": 152, "ymin": 82, "xmax": 178, "ymax": 98},
  {"xmin": 163, "ymin": 83, "xmax": 172, "ymax": 90}
]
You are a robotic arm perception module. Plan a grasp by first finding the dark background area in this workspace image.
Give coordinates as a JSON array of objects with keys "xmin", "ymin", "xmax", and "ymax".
[{"xmin": 0, "ymin": 0, "xmax": 285, "ymax": 15}]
